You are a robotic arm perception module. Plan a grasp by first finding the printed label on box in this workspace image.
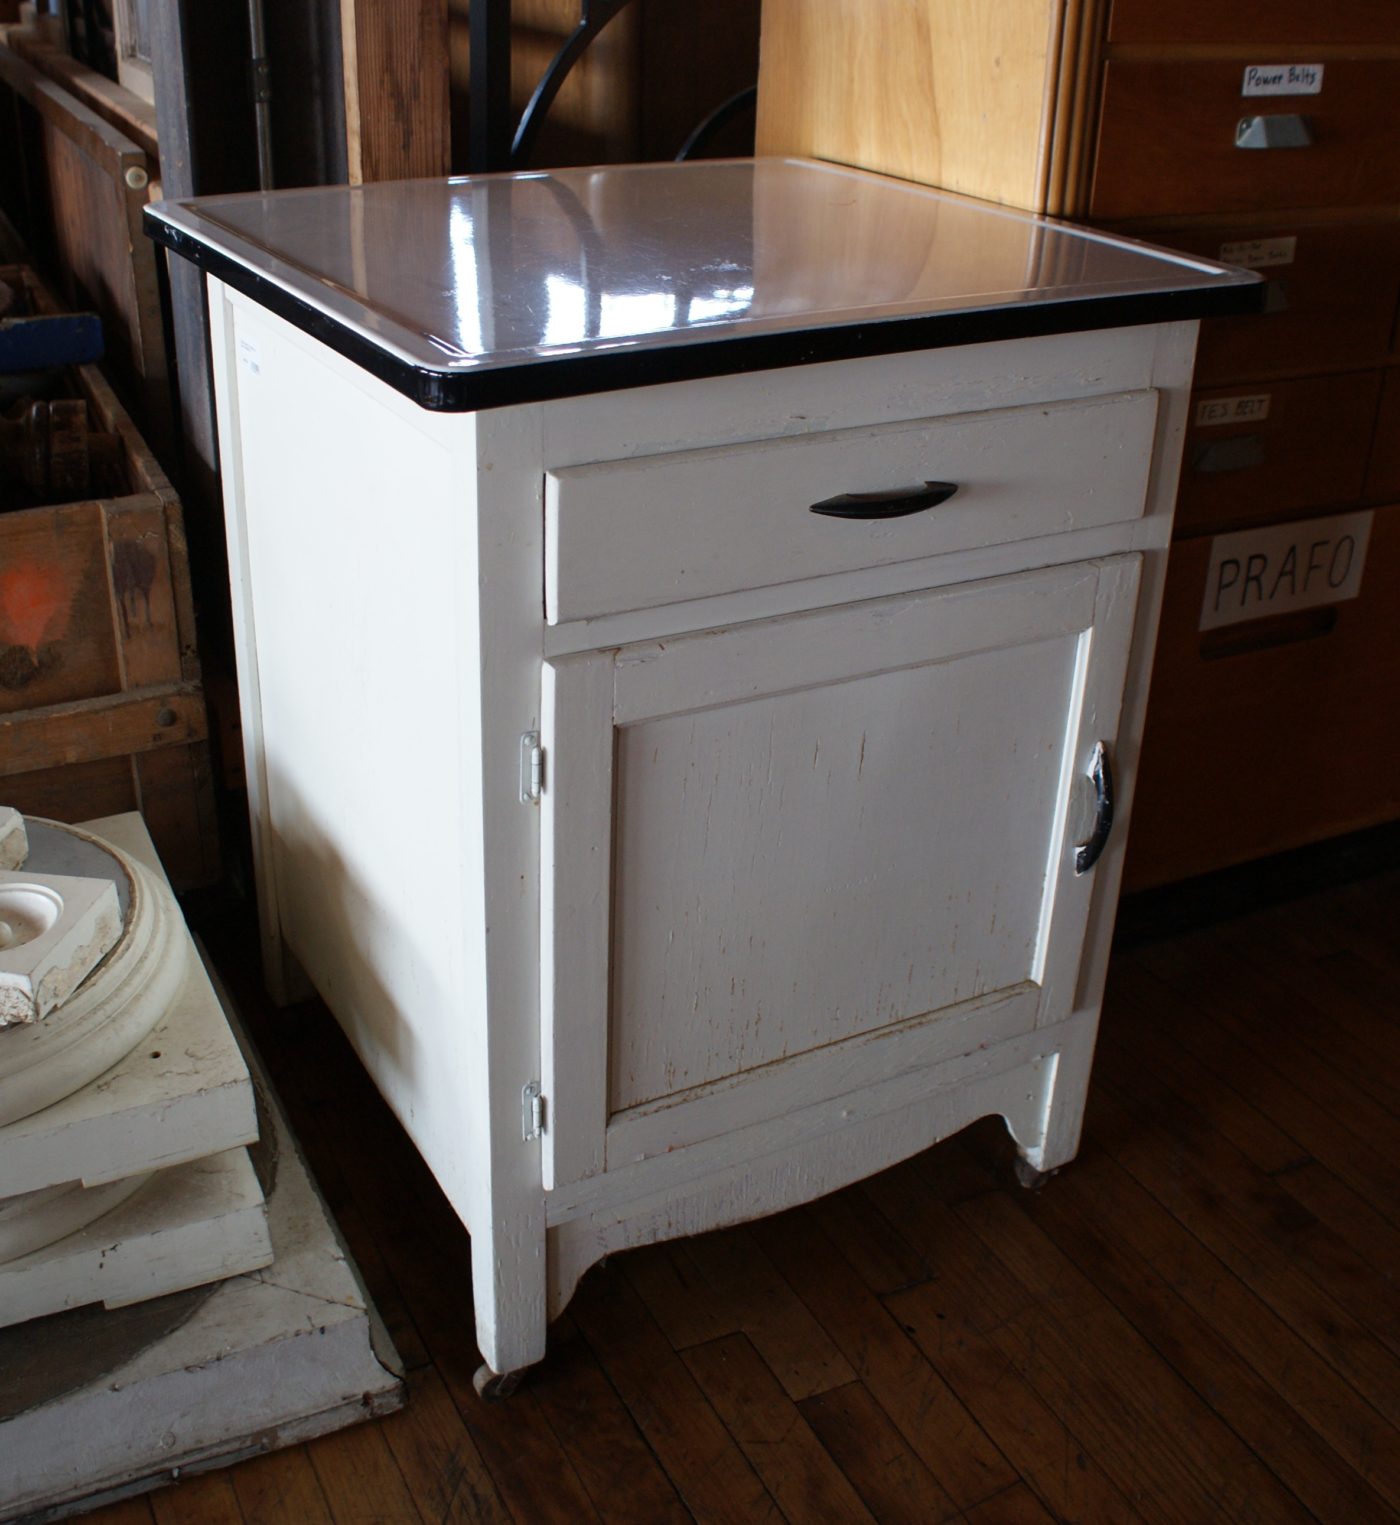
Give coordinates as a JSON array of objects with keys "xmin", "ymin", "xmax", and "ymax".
[
  {"xmin": 1200, "ymin": 510, "xmax": 1371, "ymax": 630},
  {"xmin": 238, "ymin": 337, "xmax": 263, "ymax": 377},
  {"xmin": 1219, "ymin": 236, "xmax": 1297, "ymax": 270},
  {"xmin": 1195, "ymin": 394, "xmax": 1271, "ymax": 427},
  {"xmin": 1242, "ymin": 63, "xmax": 1323, "ymax": 96}
]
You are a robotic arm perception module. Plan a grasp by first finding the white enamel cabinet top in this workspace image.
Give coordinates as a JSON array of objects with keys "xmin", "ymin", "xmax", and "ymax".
[{"xmin": 147, "ymin": 157, "xmax": 1258, "ymax": 409}]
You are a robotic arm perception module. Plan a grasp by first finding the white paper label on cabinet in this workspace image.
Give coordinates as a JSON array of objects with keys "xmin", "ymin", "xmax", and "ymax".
[
  {"xmin": 1195, "ymin": 394, "xmax": 1271, "ymax": 427},
  {"xmin": 238, "ymin": 337, "xmax": 263, "ymax": 377},
  {"xmin": 1200, "ymin": 511, "xmax": 1372, "ymax": 631},
  {"xmin": 1241, "ymin": 63, "xmax": 1324, "ymax": 97},
  {"xmin": 1219, "ymin": 236, "xmax": 1297, "ymax": 270}
]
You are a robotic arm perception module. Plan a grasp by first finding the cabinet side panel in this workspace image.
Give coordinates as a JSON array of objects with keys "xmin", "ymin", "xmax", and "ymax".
[{"xmin": 219, "ymin": 294, "xmax": 482, "ymax": 1221}]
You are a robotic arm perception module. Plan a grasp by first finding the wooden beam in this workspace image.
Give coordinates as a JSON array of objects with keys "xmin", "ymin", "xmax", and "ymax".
[
  {"xmin": 341, "ymin": 0, "xmax": 450, "ymax": 183},
  {"xmin": 0, "ymin": 685, "xmax": 209, "ymax": 777}
]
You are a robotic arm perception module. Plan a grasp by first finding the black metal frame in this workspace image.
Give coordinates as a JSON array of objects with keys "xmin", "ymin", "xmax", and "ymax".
[{"xmin": 468, "ymin": 0, "xmax": 756, "ymax": 172}]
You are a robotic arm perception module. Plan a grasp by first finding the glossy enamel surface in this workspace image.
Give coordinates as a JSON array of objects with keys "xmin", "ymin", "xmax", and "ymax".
[{"xmin": 148, "ymin": 158, "xmax": 1257, "ymax": 406}]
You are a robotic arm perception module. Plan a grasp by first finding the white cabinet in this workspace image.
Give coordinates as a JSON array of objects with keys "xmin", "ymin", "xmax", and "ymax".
[
  {"xmin": 205, "ymin": 298, "xmax": 1201, "ymax": 1390},
  {"xmin": 153, "ymin": 158, "xmax": 1256, "ymax": 1388}
]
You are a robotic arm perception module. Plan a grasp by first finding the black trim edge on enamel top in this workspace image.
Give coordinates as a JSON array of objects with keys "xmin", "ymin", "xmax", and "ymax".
[{"xmin": 146, "ymin": 209, "xmax": 1266, "ymax": 415}]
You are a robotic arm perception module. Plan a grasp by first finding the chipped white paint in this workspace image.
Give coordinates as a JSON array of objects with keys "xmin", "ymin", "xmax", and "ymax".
[
  {"xmin": 0, "ymin": 821, "xmax": 187, "ymax": 1126},
  {"xmin": 0, "ymin": 1172, "xmax": 152, "ymax": 1264},
  {"xmin": 0, "ymin": 816, "xmax": 258, "ymax": 1203},
  {"xmin": 0, "ymin": 812, "xmax": 270, "ymax": 1340},
  {"xmin": 0, "ymin": 870, "xmax": 121, "ymax": 1025},
  {"xmin": 0, "ymin": 955, "xmax": 402, "ymax": 1521},
  {"xmin": 0, "ymin": 808, "xmax": 27, "ymax": 872},
  {"xmin": 546, "ymin": 390, "xmax": 1158, "ymax": 622},
  {"xmin": 0, "ymin": 1146, "xmax": 271, "ymax": 1328},
  {"xmin": 207, "ymin": 270, "xmax": 1199, "ymax": 1378}
]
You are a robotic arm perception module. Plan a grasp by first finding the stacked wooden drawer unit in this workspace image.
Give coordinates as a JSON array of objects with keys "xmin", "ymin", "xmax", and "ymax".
[
  {"xmin": 757, "ymin": 0, "xmax": 1400, "ymax": 885},
  {"xmin": 1094, "ymin": 3, "xmax": 1400, "ymax": 886}
]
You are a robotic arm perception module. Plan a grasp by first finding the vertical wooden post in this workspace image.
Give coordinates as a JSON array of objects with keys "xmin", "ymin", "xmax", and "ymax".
[
  {"xmin": 148, "ymin": 0, "xmax": 218, "ymax": 505},
  {"xmin": 341, "ymin": 0, "xmax": 451, "ymax": 183}
]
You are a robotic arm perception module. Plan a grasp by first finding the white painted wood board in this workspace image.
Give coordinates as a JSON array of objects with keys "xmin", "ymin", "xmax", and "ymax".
[
  {"xmin": 543, "ymin": 557, "xmax": 1139, "ymax": 1186},
  {"xmin": 0, "ymin": 948, "xmax": 402, "ymax": 1524},
  {"xmin": 546, "ymin": 390, "xmax": 1158, "ymax": 621},
  {"xmin": 546, "ymin": 1010, "xmax": 1099, "ymax": 1312},
  {"xmin": 210, "ymin": 287, "xmax": 551, "ymax": 1377},
  {"xmin": 610, "ymin": 629, "xmax": 1078, "ymax": 1108},
  {"xmin": 0, "ymin": 1145, "xmax": 271, "ymax": 1328},
  {"xmin": 211, "ymin": 291, "xmax": 484, "ymax": 1232}
]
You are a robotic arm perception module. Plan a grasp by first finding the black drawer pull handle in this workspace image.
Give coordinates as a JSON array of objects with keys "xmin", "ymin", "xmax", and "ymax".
[
  {"xmin": 1074, "ymin": 741, "xmax": 1115, "ymax": 876},
  {"xmin": 810, "ymin": 480, "xmax": 959, "ymax": 520}
]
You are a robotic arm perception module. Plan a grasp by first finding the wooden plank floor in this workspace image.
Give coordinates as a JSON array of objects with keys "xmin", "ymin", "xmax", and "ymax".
[{"xmin": 84, "ymin": 860, "xmax": 1400, "ymax": 1524}]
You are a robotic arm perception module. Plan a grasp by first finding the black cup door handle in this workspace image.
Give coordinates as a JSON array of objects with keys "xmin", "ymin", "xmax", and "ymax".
[
  {"xmin": 1074, "ymin": 741, "xmax": 1115, "ymax": 875},
  {"xmin": 810, "ymin": 480, "xmax": 959, "ymax": 520}
]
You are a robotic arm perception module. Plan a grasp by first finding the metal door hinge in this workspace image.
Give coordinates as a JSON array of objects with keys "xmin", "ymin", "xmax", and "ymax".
[
  {"xmin": 519, "ymin": 731, "xmax": 544, "ymax": 803},
  {"xmin": 522, "ymin": 1081, "xmax": 545, "ymax": 1141}
]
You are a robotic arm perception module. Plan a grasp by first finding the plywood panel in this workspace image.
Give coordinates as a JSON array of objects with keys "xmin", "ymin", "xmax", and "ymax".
[{"xmin": 756, "ymin": 0, "xmax": 1062, "ymax": 209}]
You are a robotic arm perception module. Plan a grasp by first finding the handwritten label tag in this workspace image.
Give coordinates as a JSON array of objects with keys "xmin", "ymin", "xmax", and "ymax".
[
  {"xmin": 1200, "ymin": 510, "xmax": 1371, "ymax": 630},
  {"xmin": 1242, "ymin": 63, "xmax": 1324, "ymax": 97},
  {"xmin": 238, "ymin": 336, "xmax": 263, "ymax": 377},
  {"xmin": 1219, "ymin": 236, "xmax": 1297, "ymax": 270},
  {"xmin": 1195, "ymin": 394, "xmax": 1271, "ymax": 427}
]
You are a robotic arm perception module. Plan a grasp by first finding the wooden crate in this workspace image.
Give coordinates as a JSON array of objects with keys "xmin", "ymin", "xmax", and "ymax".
[
  {"xmin": 0, "ymin": 265, "xmax": 219, "ymax": 888},
  {"xmin": 0, "ymin": 39, "xmax": 169, "ymax": 455}
]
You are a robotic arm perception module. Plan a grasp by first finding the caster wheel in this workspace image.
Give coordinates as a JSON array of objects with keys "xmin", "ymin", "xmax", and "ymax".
[
  {"xmin": 1014, "ymin": 1157, "xmax": 1059, "ymax": 1192},
  {"xmin": 473, "ymin": 1362, "xmax": 528, "ymax": 1402}
]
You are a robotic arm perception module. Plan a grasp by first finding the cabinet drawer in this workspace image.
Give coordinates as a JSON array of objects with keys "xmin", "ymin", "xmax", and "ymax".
[
  {"xmin": 1126, "ymin": 503, "xmax": 1400, "ymax": 888},
  {"xmin": 1152, "ymin": 221, "xmax": 1400, "ymax": 385},
  {"xmin": 1176, "ymin": 371, "xmax": 1381, "ymax": 534},
  {"xmin": 1092, "ymin": 60, "xmax": 1400, "ymax": 221},
  {"xmin": 545, "ymin": 391, "xmax": 1157, "ymax": 623},
  {"xmin": 1364, "ymin": 369, "xmax": 1400, "ymax": 502},
  {"xmin": 1108, "ymin": 0, "xmax": 1398, "ymax": 46}
]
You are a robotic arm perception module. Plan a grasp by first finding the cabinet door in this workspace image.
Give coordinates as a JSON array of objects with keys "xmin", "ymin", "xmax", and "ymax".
[{"xmin": 541, "ymin": 557, "xmax": 1140, "ymax": 1189}]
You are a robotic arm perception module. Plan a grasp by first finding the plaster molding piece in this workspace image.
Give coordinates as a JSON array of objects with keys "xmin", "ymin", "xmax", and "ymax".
[
  {"xmin": 0, "ymin": 956, "xmax": 258, "ymax": 1198},
  {"xmin": 0, "ymin": 1146, "xmax": 272, "ymax": 1329},
  {"xmin": 0, "ymin": 821, "xmax": 187, "ymax": 1126},
  {"xmin": 0, "ymin": 1174, "xmax": 152, "ymax": 1265},
  {"xmin": 0, "ymin": 872, "xmax": 122, "ymax": 1026},
  {"xmin": 0, "ymin": 938, "xmax": 404, "ymax": 1521},
  {"xmin": 0, "ymin": 809, "xmax": 25, "ymax": 872}
]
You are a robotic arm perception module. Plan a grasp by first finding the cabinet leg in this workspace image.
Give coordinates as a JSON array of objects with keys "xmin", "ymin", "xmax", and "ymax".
[
  {"xmin": 473, "ymin": 1362, "xmax": 530, "ymax": 1402},
  {"xmin": 1013, "ymin": 1156, "xmax": 1060, "ymax": 1191}
]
